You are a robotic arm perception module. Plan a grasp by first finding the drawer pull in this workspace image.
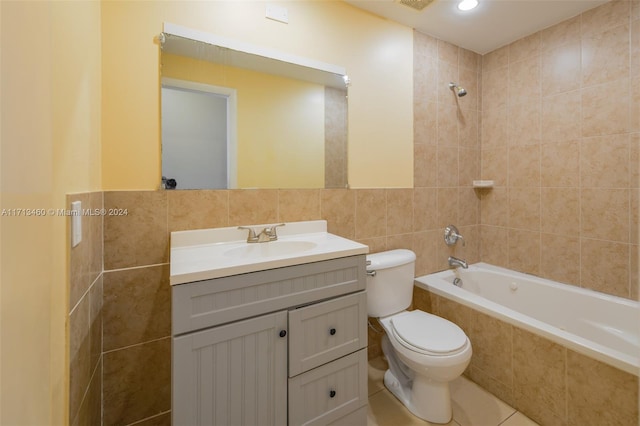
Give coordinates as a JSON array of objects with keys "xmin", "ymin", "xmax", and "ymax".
[
  {"xmin": 329, "ymin": 390, "xmax": 336, "ymax": 398},
  {"xmin": 279, "ymin": 330, "xmax": 287, "ymax": 338},
  {"xmin": 329, "ymin": 328, "xmax": 336, "ymax": 336}
]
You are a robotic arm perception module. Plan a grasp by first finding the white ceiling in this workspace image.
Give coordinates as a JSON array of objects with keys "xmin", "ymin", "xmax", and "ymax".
[{"xmin": 344, "ymin": 0, "xmax": 609, "ymax": 54}]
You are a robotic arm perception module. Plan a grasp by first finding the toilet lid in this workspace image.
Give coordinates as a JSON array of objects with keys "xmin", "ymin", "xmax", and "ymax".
[{"xmin": 390, "ymin": 310, "xmax": 468, "ymax": 355}]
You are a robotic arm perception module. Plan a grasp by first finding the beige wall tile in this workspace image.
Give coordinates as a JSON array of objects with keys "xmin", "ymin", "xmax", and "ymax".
[
  {"xmin": 320, "ymin": 189, "xmax": 355, "ymax": 239},
  {"xmin": 437, "ymin": 187, "xmax": 459, "ymax": 228},
  {"xmin": 633, "ymin": 0, "xmax": 640, "ymax": 20},
  {"xmin": 541, "ymin": 90, "xmax": 581, "ymax": 143},
  {"xmin": 631, "ymin": 77, "xmax": 640, "ymax": 132},
  {"xmin": 414, "ymin": 30, "xmax": 438, "ymax": 58},
  {"xmin": 581, "ymin": 134, "xmax": 630, "ymax": 188},
  {"xmin": 482, "ymin": 45, "xmax": 509, "ymax": 73},
  {"xmin": 631, "ymin": 134, "xmax": 639, "ymax": 188},
  {"xmin": 69, "ymin": 291, "xmax": 91, "ymax": 423},
  {"xmin": 103, "ymin": 338, "xmax": 171, "ymax": 426},
  {"xmin": 458, "ymin": 187, "xmax": 480, "ymax": 227},
  {"xmin": 458, "ymin": 225, "xmax": 481, "ymax": 264},
  {"xmin": 355, "ymin": 189, "xmax": 386, "ymax": 239},
  {"xmin": 581, "ymin": 238, "xmax": 630, "ymax": 297},
  {"xmin": 413, "ymin": 187, "xmax": 438, "ymax": 232},
  {"xmin": 508, "ymin": 101, "xmax": 541, "ymax": 146},
  {"xmin": 414, "ymin": 100, "xmax": 438, "ymax": 144},
  {"xmin": 480, "ymin": 188, "xmax": 508, "ymax": 227},
  {"xmin": 567, "ymin": 350, "xmax": 638, "ymax": 426},
  {"xmin": 413, "ymin": 144, "xmax": 437, "ymax": 187},
  {"xmin": 278, "ymin": 189, "xmax": 321, "ymax": 222},
  {"xmin": 508, "ymin": 229, "xmax": 541, "ymax": 275},
  {"xmin": 480, "ymin": 226, "xmax": 509, "ymax": 268},
  {"xmin": 386, "ymin": 233, "xmax": 413, "ymax": 252},
  {"xmin": 513, "ymin": 328, "xmax": 567, "ymax": 424},
  {"xmin": 414, "ymin": 55, "xmax": 437, "ymax": 103},
  {"xmin": 508, "ymin": 188, "xmax": 541, "ymax": 231},
  {"xmin": 481, "ymin": 147, "xmax": 508, "ymax": 186},
  {"xmin": 468, "ymin": 310, "xmax": 514, "ymax": 386},
  {"xmin": 458, "ymin": 107, "xmax": 479, "ymax": 148},
  {"xmin": 359, "ymin": 236, "xmax": 386, "ymax": 254},
  {"xmin": 582, "ymin": 24, "xmax": 629, "ymax": 88},
  {"xmin": 482, "ymin": 107, "xmax": 508, "ymax": 148},
  {"xmin": 581, "ymin": 188, "xmax": 629, "ymax": 242},
  {"xmin": 540, "ymin": 141, "xmax": 580, "ymax": 187},
  {"xmin": 508, "ymin": 56, "xmax": 541, "ymax": 104},
  {"xmin": 438, "ymin": 103, "xmax": 459, "ymax": 147},
  {"xmin": 632, "ymin": 19, "xmax": 640, "ymax": 77},
  {"xmin": 438, "ymin": 39, "xmax": 459, "ymax": 65},
  {"xmin": 541, "ymin": 41, "xmax": 581, "ymax": 97},
  {"xmin": 438, "ymin": 60, "xmax": 459, "ymax": 108},
  {"xmin": 458, "ymin": 148, "xmax": 480, "ymax": 187},
  {"xmin": 104, "ymin": 191, "xmax": 168, "ymax": 270},
  {"xmin": 541, "ymin": 188, "xmax": 580, "ymax": 235},
  {"xmin": 508, "ymin": 145, "xmax": 540, "ymax": 188},
  {"xmin": 581, "ymin": 0, "xmax": 630, "ymax": 36},
  {"xmin": 582, "ymin": 79, "xmax": 630, "ymax": 137},
  {"xmin": 482, "ymin": 66, "xmax": 508, "ymax": 111},
  {"xmin": 509, "ymin": 32, "xmax": 540, "ymax": 63},
  {"xmin": 459, "ymin": 47, "xmax": 480, "ymax": 72},
  {"xmin": 437, "ymin": 146, "xmax": 459, "ymax": 187},
  {"xmin": 540, "ymin": 15, "xmax": 581, "ymax": 52},
  {"xmin": 467, "ymin": 366, "xmax": 515, "ymax": 408},
  {"xmin": 540, "ymin": 233, "xmax": 580, "ymax": 285},
  {"xmin": 413, "ymin": 230, "xmax": 439, "ymax": 276},
  {"xmin": 386, "ymin": 189, "xmax": 413, "ymax": 235},
  {"xmin": 168, "ymin": 190, "xmax": 228, "ymax": 232},
  {"xmin": 103, "ymin": 265, "xmax": 171, "ymax": 352},
  {"xmin": 631, "ymin": 188, "xmax": 639, "ymax": 244},
  {"xmin": 630, "ymin": 244, "xmax": 639, "ymax": 300},
  {"xmin": 228, "ymin": 189, "xmax": 278, "ymax": 226}
]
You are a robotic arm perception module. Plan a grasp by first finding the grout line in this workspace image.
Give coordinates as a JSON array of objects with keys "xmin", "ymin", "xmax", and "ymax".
[
  {"xmin": 103, "ymin": 262, "xmax": 170, "ymax": 274},
  {"xmin": 126, "ymin": 410, "xmax": 172, "ymax": 426},
  {"xmin": 69, "ymin": 272, "xmax": 103, "ymax": 316},
  {"xmin": 102, "ymin": 335, "xmax": 171, "ymax": 355}
]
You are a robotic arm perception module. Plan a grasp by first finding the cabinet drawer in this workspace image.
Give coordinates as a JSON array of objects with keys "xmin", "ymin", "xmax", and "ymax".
[
  {"xmin": 289, "ymin": 292, "xmax": 367, "ymax": 376},
  {"xmin": 173, "ymin": 255, "xmax": 366, "ymax": 335},
  {"xmin": 288, "ymin": 349, "xmax": 367, "ymax": 426}
]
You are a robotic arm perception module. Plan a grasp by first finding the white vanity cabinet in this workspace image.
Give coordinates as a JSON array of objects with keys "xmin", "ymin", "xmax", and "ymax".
[{"xmin": 172, "ymin": 255, "xmax": 368, "ymax": 426}]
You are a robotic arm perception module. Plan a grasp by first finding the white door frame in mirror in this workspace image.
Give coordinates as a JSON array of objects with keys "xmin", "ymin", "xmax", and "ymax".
[{"xmin": 162, "ymin": 77, "xmax": 238, "ymax": 189}]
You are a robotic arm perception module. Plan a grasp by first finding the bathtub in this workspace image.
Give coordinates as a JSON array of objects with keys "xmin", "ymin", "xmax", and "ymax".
[{"xmin": 415, "ymin": 263, "xmax": 640, "ymax": 376}]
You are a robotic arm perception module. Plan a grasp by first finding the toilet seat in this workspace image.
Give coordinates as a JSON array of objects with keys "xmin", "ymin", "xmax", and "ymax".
[{"xmin": 390, "ymin": 310, "xmax": 468, "ymax": 356}]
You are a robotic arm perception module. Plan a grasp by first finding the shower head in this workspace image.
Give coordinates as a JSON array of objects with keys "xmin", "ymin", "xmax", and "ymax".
[{"xmin": 449, "ymin": 82, "xmax": 467, "ymax": 97}]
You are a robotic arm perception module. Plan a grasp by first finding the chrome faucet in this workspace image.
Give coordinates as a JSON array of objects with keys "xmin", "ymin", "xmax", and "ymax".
[
  {"xmin": 238, "ymin": 223, "xmax": 285, "ymax": 243},
  {"xmin": 448, "ymin": 256, "xmax": 468, "ymax": 269}
]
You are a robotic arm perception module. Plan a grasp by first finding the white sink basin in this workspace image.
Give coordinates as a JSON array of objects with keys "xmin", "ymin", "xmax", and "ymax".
[
  {"xmin": 223, "ymin": 240, "xmax": 318, "ymax": 259},
  {"xmin": 169, "ymin": 220, "xmax": 368, "ymax": 285}
]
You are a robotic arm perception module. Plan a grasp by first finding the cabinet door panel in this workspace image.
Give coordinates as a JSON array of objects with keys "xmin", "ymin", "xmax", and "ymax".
[{"xmin": 173, "ymin": 311, "xmax": 287, "ymax": 426}]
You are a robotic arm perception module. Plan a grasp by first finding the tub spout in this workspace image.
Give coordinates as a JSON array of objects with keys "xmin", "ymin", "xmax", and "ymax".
[{"xmin": 448, "ymin": 256, "xmax": 468, "ymax": 269}]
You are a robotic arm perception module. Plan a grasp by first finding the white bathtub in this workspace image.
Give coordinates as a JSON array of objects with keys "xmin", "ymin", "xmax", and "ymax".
[{"xmin": 415, "ymin": 263, "xmax": 640, "ymax": 376}]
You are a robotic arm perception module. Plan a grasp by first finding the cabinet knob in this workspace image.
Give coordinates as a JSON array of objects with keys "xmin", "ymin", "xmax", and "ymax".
[
  {"xmin": 279, "ymin": 330, "xmax": 287, "ymax": 338},
  {"xmin": 329, "ymin": 390, "xmax": 336, "ymax": 398},
  {"xmin": 329, "ymin": 328, "xmax": 336, "ymax": 336}
]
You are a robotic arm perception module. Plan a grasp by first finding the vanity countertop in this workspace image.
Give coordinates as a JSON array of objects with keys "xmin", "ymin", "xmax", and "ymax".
[{"xmin": 170, "ymin": 220, "xmax": 368, "ymax": 285}]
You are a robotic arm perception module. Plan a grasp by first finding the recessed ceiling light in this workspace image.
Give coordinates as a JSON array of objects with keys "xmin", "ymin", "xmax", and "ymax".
[{"xmin": 457, "ymin": 0, "xmax": 478, "ymax": 11}]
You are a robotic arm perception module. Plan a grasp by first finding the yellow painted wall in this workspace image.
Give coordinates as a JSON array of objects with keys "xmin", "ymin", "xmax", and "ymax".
[
  {"xmin": 162, "ymin": 53, "xmax": 324, "ymax": 188},
  {"xmin": 0, "ymin": 1, "xmax": 101, "ymax": 424},
  {"xmin": 102, "ymin": 0, "xmax": 413, "ymax": 189}
]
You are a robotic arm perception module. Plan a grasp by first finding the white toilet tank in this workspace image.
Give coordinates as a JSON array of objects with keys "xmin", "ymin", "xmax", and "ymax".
[{"xmin": 366, "ymin": 249, "xmax": 417, "ymax": 318}]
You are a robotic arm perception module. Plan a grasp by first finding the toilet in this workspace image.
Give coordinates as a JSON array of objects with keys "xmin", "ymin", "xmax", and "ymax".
[{"xmin": 366, "ymin": 249, "xmax": 472, "ymax": 424}]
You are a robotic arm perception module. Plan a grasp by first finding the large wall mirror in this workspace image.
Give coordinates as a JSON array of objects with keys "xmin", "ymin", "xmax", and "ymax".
[{"xmin": 160, "ymin": 24, "xmax": 349, "ymax": 190}]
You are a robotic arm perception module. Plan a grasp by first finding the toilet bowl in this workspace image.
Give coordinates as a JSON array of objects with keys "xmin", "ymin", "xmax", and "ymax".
[{"xmin": 366, "ymin": 249, "xmax": 472, "ymax": 424}]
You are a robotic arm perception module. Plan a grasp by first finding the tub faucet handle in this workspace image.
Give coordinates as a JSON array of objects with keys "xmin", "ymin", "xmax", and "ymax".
[{"xmin": 444, "ymin": 225, "xmax": 465, "ymax": 247}]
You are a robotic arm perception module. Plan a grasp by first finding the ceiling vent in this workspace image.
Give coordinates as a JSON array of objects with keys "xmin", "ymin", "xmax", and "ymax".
[{"xmin": 396, "ymin": 0, "xmax": 435, "ymax": 11}]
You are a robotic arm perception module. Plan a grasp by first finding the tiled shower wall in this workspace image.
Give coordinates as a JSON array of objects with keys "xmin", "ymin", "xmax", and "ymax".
[
  {"xmin": 479, "ymin": 0, "xmax": 639, "ymax": 300},
  {"xmin": 68, "ymin": 192, "xmax": 103, "ymax": 426}
]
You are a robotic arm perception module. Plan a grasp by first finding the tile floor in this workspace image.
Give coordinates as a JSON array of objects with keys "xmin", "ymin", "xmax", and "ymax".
[{"xmin": 367, "ymin": 357, "xmax": 539, "ymax": 426}]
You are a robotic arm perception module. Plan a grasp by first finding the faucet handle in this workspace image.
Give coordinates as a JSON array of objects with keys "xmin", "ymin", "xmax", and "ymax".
[
  {"xmin": 238, "ymin": 226, "xmax": 258, "ymax": 242},
  {"xmin": 265, "ymin": 223, "xmax": 285, "ymax": 240},
  {"xmin": 444, "ymin": 225, "xmax": 465, "ymax": 247}
]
